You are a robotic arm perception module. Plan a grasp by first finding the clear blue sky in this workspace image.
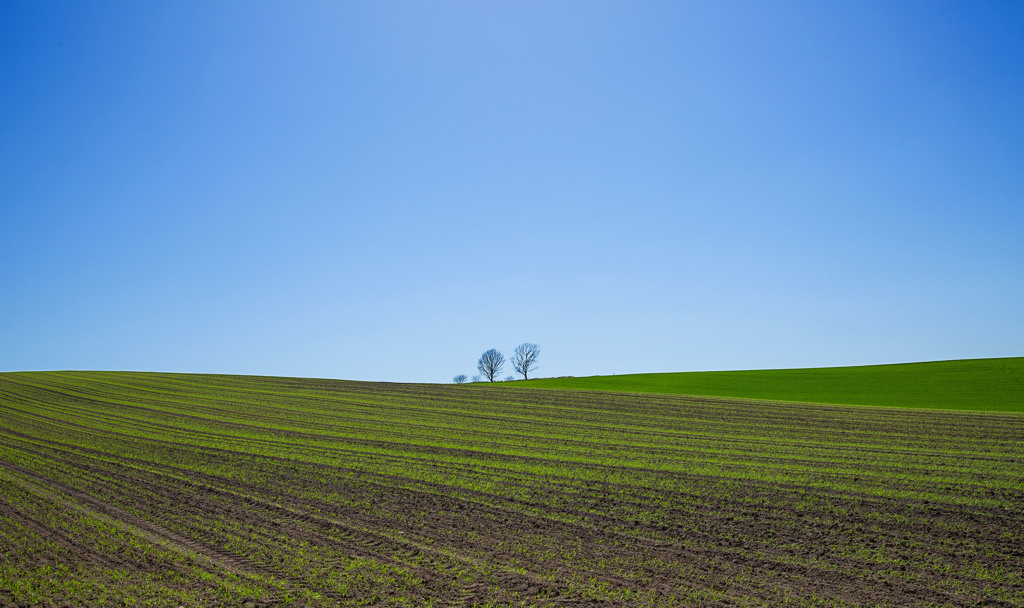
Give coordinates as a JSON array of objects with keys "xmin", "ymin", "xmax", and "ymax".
[{"xmin": 2, "ymin": 1, "xmax": 1022, "ymax": 382}]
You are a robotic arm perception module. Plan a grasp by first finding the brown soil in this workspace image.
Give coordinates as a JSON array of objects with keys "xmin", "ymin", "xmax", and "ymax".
[{"xmin": 0, "ymin": 372, "xmax": 1022, "ymax": 607}]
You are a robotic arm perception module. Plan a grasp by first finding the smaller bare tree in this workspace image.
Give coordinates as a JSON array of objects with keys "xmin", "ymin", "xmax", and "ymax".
[
  {"xmin": 511, "ymin": 343, "xmax": 540, "ymax": 379},
  {"xmin": 477, "ymin": 349, "xmax": 505, "ymax": 382},
  {"xmin": 453, "ymin": 374, "xmax": 468, "ymax": 384}
]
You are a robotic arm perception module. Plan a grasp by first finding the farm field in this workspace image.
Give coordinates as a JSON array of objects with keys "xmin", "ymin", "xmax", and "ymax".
[
  {"xmin": 1, "ymin": 371, "xmax": 1023, "ymax": 607},
  {"xmin": 518, "ymin": 357, "xmax": 1024, "ymax": 412}
]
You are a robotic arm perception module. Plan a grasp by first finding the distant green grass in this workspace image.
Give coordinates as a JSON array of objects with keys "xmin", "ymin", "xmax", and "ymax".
[{"xmin": 517, "ymin": 357, "xmax": 1024, "ymax": 412}]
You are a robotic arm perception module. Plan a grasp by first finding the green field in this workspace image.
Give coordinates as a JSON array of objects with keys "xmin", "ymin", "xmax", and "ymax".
[
  {"xmin": 1, "ymin": 370, "xmax": 1022, "ymax": 607},
  {"xmin": 517, "ymin": 357, "xmax": 1024, "ymax": 412}
]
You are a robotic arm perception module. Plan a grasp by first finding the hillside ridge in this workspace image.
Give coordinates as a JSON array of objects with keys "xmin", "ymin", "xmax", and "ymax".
[{"xmin": 515, "ymin": 356, "xmax": 1024, "ymax": 412}]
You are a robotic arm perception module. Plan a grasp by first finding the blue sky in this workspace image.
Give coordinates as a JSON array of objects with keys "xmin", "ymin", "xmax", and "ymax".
[{"xmin": 2, "ymin": 1, "xmax": 1022, "ymax": 382}]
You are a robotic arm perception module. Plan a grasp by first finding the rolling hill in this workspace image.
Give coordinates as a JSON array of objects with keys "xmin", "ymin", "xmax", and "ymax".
[
  {"xmin": 516, "ymin": 356, "xmax": 1024, "ymax": 412},
  {"xmin": 1, "ymin": 370, "xmax": 1022, "ymax": 606}
]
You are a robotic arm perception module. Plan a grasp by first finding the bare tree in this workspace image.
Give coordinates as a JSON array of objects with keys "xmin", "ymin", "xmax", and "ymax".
[
  {"xmin": 477, "ymin": 349, "xmax": 505, "ymax": 382},
  {"xmin": 511, "ymin": 343, "xmax": 540, "ymax": 379},
  {"xmin": 452, "ymin": 374, "xmax": 468, "ymax": 384},
  {"xmin": 472, "ymin": 375, "xmax": 482, "ymax": 383},
  {"xmin": 504, "ymin": 375, "xmax": 515, "ymax": 382}
]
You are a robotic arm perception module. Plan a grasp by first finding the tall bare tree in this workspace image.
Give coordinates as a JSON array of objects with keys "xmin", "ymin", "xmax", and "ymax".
[
  {"xmin": 511, "ymin": 343, "xmax": 540, "ymax": 379},
  {"xmin": 477, "ymin": 349, "xmax": 505, "ymax": 382}
]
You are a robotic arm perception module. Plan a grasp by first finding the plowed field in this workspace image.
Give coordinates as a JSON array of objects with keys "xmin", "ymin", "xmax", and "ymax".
[{"xmin": 1, "ymin": 372, "xmax": 1022, "ymax": 607}]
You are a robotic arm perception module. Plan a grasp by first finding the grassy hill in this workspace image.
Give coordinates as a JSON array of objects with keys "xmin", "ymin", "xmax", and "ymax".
[{"xmin": 516, "ymin": 356, "xmax": 1024, "ymax": 412}]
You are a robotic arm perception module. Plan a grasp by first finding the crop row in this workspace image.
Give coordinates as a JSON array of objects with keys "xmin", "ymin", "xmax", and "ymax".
[{"xmin": 1, "ymin": 371, "xmax": 1022, "ymax": 607}]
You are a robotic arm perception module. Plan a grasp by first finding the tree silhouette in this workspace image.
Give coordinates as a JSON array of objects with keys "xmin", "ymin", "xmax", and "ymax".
[
  {"xmin": 477, "ymin": 349, "xmax": 505, "ymax": 382},
  {"xmin": 511, "ymin": 343, "xmax": 540, "ymax": 380}
]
